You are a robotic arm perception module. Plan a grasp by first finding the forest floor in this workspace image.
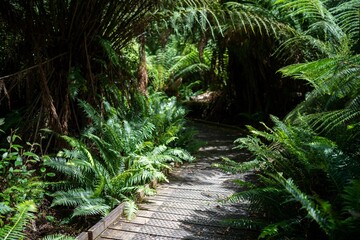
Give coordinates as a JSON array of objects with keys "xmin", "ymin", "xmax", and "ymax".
[{"xmin": 86, "ymin": 120, "xmax": 258, "ymax": 239}]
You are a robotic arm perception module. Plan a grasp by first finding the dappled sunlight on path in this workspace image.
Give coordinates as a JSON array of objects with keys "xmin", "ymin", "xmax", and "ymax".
[{"xmin": 80, "ymin": 121, "xmax": 256, "ymax": 240}]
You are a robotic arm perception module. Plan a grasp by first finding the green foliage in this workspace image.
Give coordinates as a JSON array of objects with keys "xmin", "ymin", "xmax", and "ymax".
[
  {"xmin": 123, "ymin": 200, "xmax": 138, "ymax": 220},
  {"xmin": 219, "ymin": 116, "xmax": 360, "ymax": 239},
  {"xmin": 41, "ymin": 235, "xmax": 76, "ymax": 240},
  {"xmin": 0, "ymin": 200, "xmax": 37, "ymax": 240},
  {"xmin": 0, "ymin": 126, "xmax": 59, "ymax": 239},
  {"xmin": 214, "ymin": 1, "xmax": 360, "ymax": 238},
  {"xmin": 147, "ymin": 38, "xmax": 210, "ymax": 93},
  {"xmin": 47, "ymin": 91, "xmax": 196, "ymax": 219}
]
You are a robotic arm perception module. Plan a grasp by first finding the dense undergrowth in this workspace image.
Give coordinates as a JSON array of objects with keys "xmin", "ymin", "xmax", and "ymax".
[
  {"xmin": 215, "ymin": 0, "xmax": 360, "ymax": 239},
  {"xmin": 0, "ymin": 91, "xmax": 198, "ymax": 239}
]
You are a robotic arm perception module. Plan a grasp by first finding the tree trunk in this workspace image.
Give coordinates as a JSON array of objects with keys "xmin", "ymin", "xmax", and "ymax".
[{"xmin": 138, "ymin": 35, "xmax": 148, "ymax": 95}]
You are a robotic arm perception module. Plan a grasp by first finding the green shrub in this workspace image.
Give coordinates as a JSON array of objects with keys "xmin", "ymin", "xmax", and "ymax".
[
  {"xmin": 217, "ymin": 116, "xmax": 360, "ymax": 239},
  {"xmin": 46, "ymin": 91, "xmax": 196, "ymax": 219}
]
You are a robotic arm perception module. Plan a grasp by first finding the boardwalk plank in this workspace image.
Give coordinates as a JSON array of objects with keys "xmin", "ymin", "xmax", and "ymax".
[{"xmin": 90, "ymin": 122, "xmax": 257, "ymax": 240}]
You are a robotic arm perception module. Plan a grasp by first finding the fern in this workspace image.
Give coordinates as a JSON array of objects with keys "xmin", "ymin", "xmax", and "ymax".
[
  {"xmin": 123, "ymin": 200, "xmax": 138, "ymax": 220},
  {"xmin": 0, "ymin": 201, "xmax": 37, "ymax": 240},
  {"xmin": 274, "ymin": 173, "xmax": 336, "ymax": 235},
  {"xmin": 0, "ymin": 202, "xmax": 13, "ymax": 215},
  {"xmin": 41, "ymin": 235, "xmax": 76, "ymax": 240},
  {"xmin": 47, "ymin": 90, "xmax": 195, "ymax": 221},
  {"xmin": 213, "ymin": 157, "xmax": 260, "ymax": 174},
  {"xmin": 331, "ymin": 0, "xmax": 360, "ymax": 40},
  {"xmin": 72, "ymin": 204, "xmax": 110, "ymax": 218}
]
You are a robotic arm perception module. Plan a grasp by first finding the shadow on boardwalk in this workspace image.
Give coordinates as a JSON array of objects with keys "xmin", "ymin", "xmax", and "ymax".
[{"xmin": 92, "ymin": 121, "xmax": 258, "ymax": 240}]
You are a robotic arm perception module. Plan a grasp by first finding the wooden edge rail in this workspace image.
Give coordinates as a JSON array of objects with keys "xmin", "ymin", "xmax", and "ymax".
[
  {"xmin": 76, "ymin": 179, "xmax": 158, "ymax": 240},
  {"xmin": 76, "ymin": 203, "xmax": 125, "ymax": 240}
]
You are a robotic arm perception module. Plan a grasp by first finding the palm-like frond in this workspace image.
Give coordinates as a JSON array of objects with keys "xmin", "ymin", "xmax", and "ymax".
[
  {"xmin": 331, "ymin": 0, "xmax": 360, "ymax": 40},
  {"xmin": 223, "ymin": 1, "xmax": 286, "ymax": 37},
  {"xmin": 72, "ymin": 203, "xmax": 110, "ymax": 218},
  {"xmin": 213, "ymin": 157, "xmax": 260, "ymax": 174},
  {"xmin": 159, "ymin": 5, "xmax": 221, "ymax": 38},
  {"xmin": 280, "ymin": 54, "xmax": 360, "ymax": 133},
  {"xmin": 222, "ymin": 218, "xmax": 263, "ymax": 231},
  {"xmin": 274, "ymin": 0, "xmax": 347, "ymax": 59},
  {"xmin": 50, "ymin": 188, "xmax": 110, "ymax": 217},
  {"xmin": 275, "ymin": 0, "xmax": 343, "ymax": 39}
]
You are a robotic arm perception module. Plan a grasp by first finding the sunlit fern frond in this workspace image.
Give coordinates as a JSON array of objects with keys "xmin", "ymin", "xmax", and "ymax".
[
  {"xmin": 169, "ymin": 50, "xmax": 210, "ymax": 81},
  {"xmin": 213, "ymin": 157, "xmax": 260, "ymax": 174},
  {"xmin": 275, "ymin": 0, "xmax": 343, "ymax": 39},
  {"xmin": 50, "ymin": 188, "xmax": 95, "ymax": 208},
  {"xmin": 45, "ymin": 157, "xmax": 93, "ymax": 188},
  {"xmin": 273, "ymin": 0, "xmax": 346, "ymax": 59},
  {"xmin": 161, "ymin": 5, "xmax": 222, "ymax": 38},
  {"xmin": 331, "ymin": 0, "xmax": 360, "ymax": 40},
  {"xmin": 0, "ymin": 200, "xmax": 37, "ymax": 240},
  {"xmin": 72, "ymin": 203, "xmax": 110, "ymax": 218},
  {"xmin": 223, "ymin": 1, "xmax": 287, "ymax": 38},
  {"xmin": 226, "ymin": 185, "xmax": 282, "ymax": 203},
  {"xmin": 280, "ymin": 54, "xmax": 360, "ymax": 133},
  {"xmin": 50, "ymin": 188, "xmax": 111, "ymax": 217},
  {"xmin": 123, "ymin": 199, "xmax": 138, "ymax": 220},
  {"xmin": 222, "ymin": 218, "xmax": 264, "ymax": 231},
  {"xmin": 279, "ymin": 54, "xmax": 360, "ymax": 99}
]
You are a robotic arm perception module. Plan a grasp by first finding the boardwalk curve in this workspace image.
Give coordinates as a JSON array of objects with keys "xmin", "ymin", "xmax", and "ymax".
[{"xmin": 79, "ymin": 121, "xmax": 255, "ymax": 240}]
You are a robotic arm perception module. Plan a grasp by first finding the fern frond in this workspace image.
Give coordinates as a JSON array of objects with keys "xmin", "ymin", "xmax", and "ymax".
[
  {"xmin": 213, "ymin": 157, "xmax": 260, "ymax": 174},
  {"xmin": 342, "ymin": 179, "xmax": 360, "ymax": 219},
  {"xmin": 274, "ymin": 173, "xmax": 335, "ymax": 235},
  {"xmin": 258, "ymin": 218, "xmax": 302, "ymax": 239},
  {"xmin": 223, "ymin": 2, "xmax": 284, "ymax": 37},
  {"xmin": 51, "ymin": 188, "xmax": 95, "ymax": 207},
  {"xmin": 72, "ymin": 203, "xmax": 110, "ymax": 217},
  {"xmin": 0, "ymin": 202, "xmax": 13, "ymax": 215},
  {"xmin": 0, "ymin": 200, "xmax": 37, "ymax": 240},
  {"xmin": 331, "ymin": 0, "xmax": 360, "ymax": 40},
  {"xmin": 45, "ymin": 157, "xmax": 93, "ymax": 188},
  {"xmin": 226, "ymin": 186, "xmax": 283, "ymax": 204},
  {"xmin": 41, "ymin": 234, "xmax": 76, "ymax": 240},
  {"xmin": 123, "ymin": 200, "xmax": 138, "ymax": 220}
]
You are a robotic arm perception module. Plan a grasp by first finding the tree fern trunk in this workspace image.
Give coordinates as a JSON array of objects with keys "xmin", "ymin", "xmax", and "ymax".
[{"xmin": 138, "ymin": 35, "xmax": 149, "ymax": 95}]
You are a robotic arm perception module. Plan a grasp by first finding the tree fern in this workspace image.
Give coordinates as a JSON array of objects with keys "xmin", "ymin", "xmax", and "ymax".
[
  {"xmin": 223, "ymin": 1, "xmax": 286, "ymax": 38},
  {"xmin": 331, "ymin": 0, "xmax": 360, "ymax": 40},
  {"xmin": 280, "ymin": 54, "xmax": 360, "ymax": 133}
]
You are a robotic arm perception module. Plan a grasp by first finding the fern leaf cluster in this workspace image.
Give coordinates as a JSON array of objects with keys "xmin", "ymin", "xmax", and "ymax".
[
  {"xmin": 46, "ymin": 90, "xmax": 197, "ymax": 220},
  {"xmin": 0, "ymin": 201, "xmax": 37, "ymax": 240}
]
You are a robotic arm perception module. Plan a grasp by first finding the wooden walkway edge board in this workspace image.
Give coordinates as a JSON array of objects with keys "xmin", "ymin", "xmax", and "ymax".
[
  {"xmin": 76, "ymin": 122, "xmax": 255, "ymax": 240},
  {"xmin": 76, "ymin": 203, "xmax": 125, "ymax": 240}
]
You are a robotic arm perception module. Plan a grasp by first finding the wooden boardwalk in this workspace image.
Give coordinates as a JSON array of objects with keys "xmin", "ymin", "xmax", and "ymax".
[{"xmin": 78, "ymin": 121, "xmax": 256, "ymax": 240}]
